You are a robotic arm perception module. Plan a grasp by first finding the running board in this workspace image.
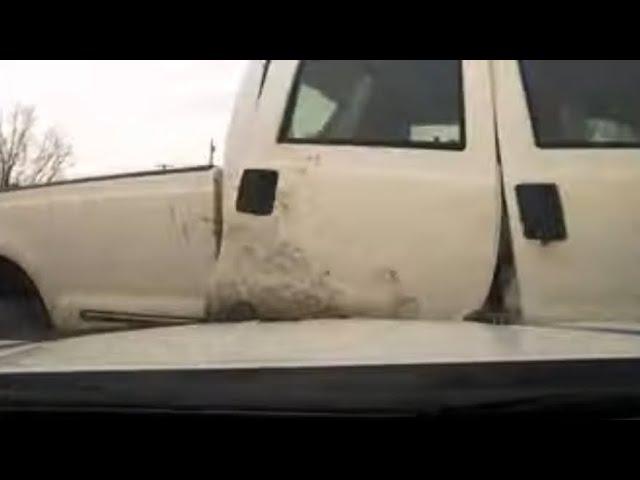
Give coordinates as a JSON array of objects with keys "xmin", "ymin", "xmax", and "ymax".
[{"xmin": 80, "ymin": 310, "xmax": 204, "ymax": 326}]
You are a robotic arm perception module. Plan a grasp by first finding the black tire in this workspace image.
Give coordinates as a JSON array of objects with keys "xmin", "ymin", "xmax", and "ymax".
[{"xmin": 0, "ymin": 294, "xmax": 52, "ymax": 342}]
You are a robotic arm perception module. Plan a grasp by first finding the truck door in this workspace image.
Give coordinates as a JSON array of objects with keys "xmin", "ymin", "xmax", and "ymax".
[
  {"xmin": 216, "ymin": 60, "xmax": 500, "ymax": 320},
  {"xmin": 495, "ymin": 60, "xmax": 640, "ymax": 323}
]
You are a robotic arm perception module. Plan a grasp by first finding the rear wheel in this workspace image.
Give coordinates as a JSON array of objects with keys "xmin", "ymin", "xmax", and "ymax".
[
  {"xmin": 0, "ymin": 294, "xmax": 52, "ymax": 341},
  {"xmin": 0, "ymin": 259, "xmax": 53, "ymax": 342}
]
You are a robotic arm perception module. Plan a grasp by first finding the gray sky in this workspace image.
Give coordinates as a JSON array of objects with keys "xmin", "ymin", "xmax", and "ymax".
[{"xmin": 0, "ymin": 60, "xmax": 248, "ymax": 178}]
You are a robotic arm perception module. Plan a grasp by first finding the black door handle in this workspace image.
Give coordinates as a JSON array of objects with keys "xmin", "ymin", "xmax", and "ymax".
[
  {"xmin": 236, "ymin": 169, "xmax": 279, "ymax": 216},
  {"xmin": 515, "ymin": 183, "xmax": 567, "ymax": 244}
]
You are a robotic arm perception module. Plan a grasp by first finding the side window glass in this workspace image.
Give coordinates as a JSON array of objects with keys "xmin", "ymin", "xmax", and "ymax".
[
  {"xmin": 279, "ymin": 60, "xmax": 465, "ymax": 150},
  {"xmin": 289, "ymin": 83, "xmax": 337, "ymax": 138},
  {"xmin": 520, "ymin": 60, "xmax": 640, "ymax": 148}
]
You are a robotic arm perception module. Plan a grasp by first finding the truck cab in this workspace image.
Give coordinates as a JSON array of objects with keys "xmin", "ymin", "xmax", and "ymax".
[
  {"xmin": 2, "ymin": 60, "xmax": 640, "ymax": 337},
  {"xmin": 214, "ymin": 59, "xmax": 640, "ymax": 326}
]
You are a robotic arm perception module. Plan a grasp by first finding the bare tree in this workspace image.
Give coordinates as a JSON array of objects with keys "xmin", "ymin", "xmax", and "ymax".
[{"xmin": 0, "ymin": 104, "xmax": 73, "ymax": 189}]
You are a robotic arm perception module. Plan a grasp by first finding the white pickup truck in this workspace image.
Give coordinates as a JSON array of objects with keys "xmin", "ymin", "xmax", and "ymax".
[{"xmin": 2, "ymin": 59, "xmax": 640, "ymax": 340}]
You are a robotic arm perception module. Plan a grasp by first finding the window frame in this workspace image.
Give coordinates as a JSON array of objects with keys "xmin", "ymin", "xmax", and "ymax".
[
  {"xmin": 518, "ymin": 60, "xmax": 640, "ymax": 150},
  {"xmin": 257, "ymin": 60, "xmax": 271, "ymax": 100},
  {"xmin": 277, "ymin": 60, "xmax": 467, "ymax": 151}
]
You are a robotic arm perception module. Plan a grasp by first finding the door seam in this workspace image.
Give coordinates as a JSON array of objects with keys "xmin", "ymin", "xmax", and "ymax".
[{"xmin": 466, "ymin": 61, "xmax": 522, "ymax": 324}]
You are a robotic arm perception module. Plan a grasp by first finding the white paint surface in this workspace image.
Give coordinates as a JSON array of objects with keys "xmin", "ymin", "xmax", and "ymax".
[
  {"xmin": 4, "ymin": 60, "xmax": 640, "ymax": 333},
  {"xmin": 495, "ymin": 60, "xmax": 640, "ymax": 323},
  {"xmin": 213, "ymin": 60, "xmax": 501, "ymax": 321},
  {"xmin": 2, "ymin": 320, "xmax": 640, "ymax": 372},
  {"xmin": 0, "ymin": 169, "xmax": 217, "ymax": 330}
]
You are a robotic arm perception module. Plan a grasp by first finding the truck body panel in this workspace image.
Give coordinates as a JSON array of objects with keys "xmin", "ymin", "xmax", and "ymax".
[
  {"xmin": 212, "ymin": 60, "xmax": 501, "ymax": 321},
  {"xmin": 0, "ymin": 167, "xmax": 216, "ymax": 330},
  {"xmin": 496, "ymin": 60, "xmax": 640, "ymax": 323},
  {"xmin": 2, "ymin": 59, "xmax": 640, "ymax": 332}
]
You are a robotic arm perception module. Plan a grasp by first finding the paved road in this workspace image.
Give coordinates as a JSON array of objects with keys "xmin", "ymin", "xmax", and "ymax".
[
  {"xmin": 0, "ymin": 339, "xmax": 39, "ymax": 360},
  {"xmin": 0, "ymin": 340, "xmax": 26, "ymax": 349}
]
